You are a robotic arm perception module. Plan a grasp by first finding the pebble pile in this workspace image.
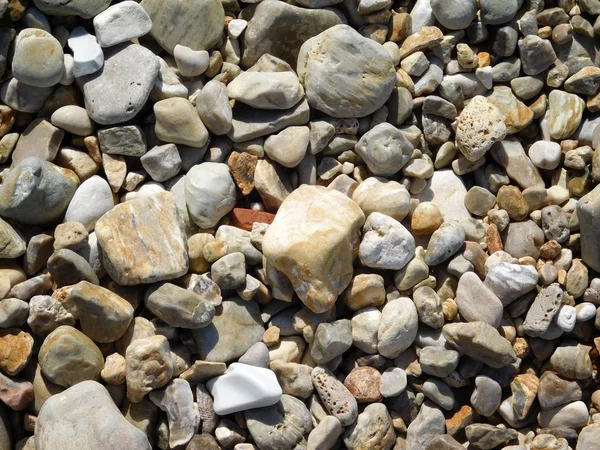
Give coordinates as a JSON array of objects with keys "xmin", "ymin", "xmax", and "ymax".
[{"xmin": 0, "ymin": 0, "xmax": 600, "ymax": 449}]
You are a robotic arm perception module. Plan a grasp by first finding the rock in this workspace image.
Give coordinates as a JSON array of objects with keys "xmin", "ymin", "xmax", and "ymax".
[
  {"xmin": 192, "ymin": 297, "xmax": 264, "ymax": 362},
  {"xmin": 264, "ymin": 126, "xmax": 309, "ymax": 168},
  {"xmin": 311, "ymin": 319, "xmax": 352, "ymax": 364},
  {"xmin": 98, "ymin": 126, "xmax": 146, "ymax": 156},
  {"xmin": 35, "ymin": 381, "xmax": 151, "ymax": 450},
  {"xmin": 491, "ymin": 138, "xmax": 544, "ymax": 189},
  {"xmin": 464, "ymin": 187, "xmax": 496, "ymax": 216},
  {"xmin": 154, "ymin": 98, "xmax": 208, "ymax": 147},
  {"xmin": 577, "ymin": 185, "xmax": 600, "ymax": 272},
  {"xmin": 150, "ymin": 379, "xmax": 200, "ymax": 448},
  {"xmin": 425, "ymin": 435, "xmax": 464, "ymax": 450},
  {"xmin": 480, "ymin": 0, "xmax": 518, "ymax": 24},
  {"xmin": 12, "ymin": 29, "xmax": 63, "ymax": 88},
  {"xmin": 423, "ymin": 378, "xmax": 455, "ymax": 410},
  {"xmin": 0, "ymin": 157, "xmax": 79, "ymax": 225},
  {"xmin": 455, "ymin": 272, "xmax": 503, "ymax": 327},
  {"xmin": 0, "ymin": 79, "xmax": 54, "ymax": 114},
  {"xmin": 413, "ymin": 286, "xmax": 444, "ymax": 329},
  {"xmin": 64, "ymin": 176, "xmax": 113, "ymax": 231},
  {"xmin": 484, "ymin": 262, "xmax": 538, "ymax": 305},
  {"xmin": 466, "ymin": 424, "xmax": 518, "ymax": 449},
  {"xmin": 263, "ymin": 186, "xmax": 364, "ymax": 313},
  {"xmin": 241, "ymin": 0, "xmax": 343, "ymax": 69},
  {"xmin": 311, "ymin": 366, "xmax": 358, "ymax": 426},
  {"xmin": 196, "ymin": 80, "xmax": 232, "ymax": 135},
  {"xmin": 27, "ymin": 295, "xmax": 75, "ymax": 335},
  {"xmin": 442, "ymin": 322, "xmax": 517, "ymax": 368},
  {"xmin": 343, "ymin": 366, "xmax": 382, "ymax": 403},
  {"xmin": 140, "ymin": 144, "xmax": 181, "ymax": 182},
  {"xmin": 577, "ymin": 425, "xmax": 600, "ymax": 450},
  {"xmin": 519, "ymin": 36, "xmax": 556, "ymax": 76},
  {"xmin": 344, "ymin": 403, "xmax": 395, "ymax": 450},
  {"xmin": 419, "ymin": 347, "xmax": 459, "ymax": 378},
  {"xmin": 67, "ymin": 26, "xmax": 103, "ymax": 78},
  {"xmin": 297, "ymin": 25, "xmax": 395, "ymax": 118},
  {"xmin": 354, "ymin": 123, "xmax": 412, "ymax": 176},
  {"xmin": 538, "ymin": 401, "xmax": 589, "ymax": 429},
  {"xmin": 378, "ymin": 297, "xmax": 418, "ymax": 358},
  {"xmin": 51, "ymin": 105, "xmax": 94, "ymax": 136},
  {"xmin": 415, "ymin": 170, "xmax": 471, "ymax": 222},
  {"xmin": 528, "ymin": 140, "xmax": 562, "ymax": 170},
  {"xmin": 33, "ymin": 0, "xmax": 109, "ymax": 18},
  {"xmin": 424, "ymin": 221, "xmax": 465, "ymax": 266},
  {"xmin": 185, "ymin": 163, "xmax": 236, "ymax": 228},
  {"xmin": 0, "ymin": 218, "xmax": 25, "ymax": 259},
  {"xmin": 471, "ymin": 376, "xmax": 502, "ymax": 417},
  {"xmin": 548, "ymin": 90, "xmax": 585, "ymax": 140},
  {"xmin": 307, "ymin": 416, "xmax": 342, "ymax": 450},
  {"xmin": 430, "ymin": 0, "xmax": 476, "ymax": 30},
  {"xmin": 140, "ymin": 0, "xmax": 223, "ymax": 53},
  {"xmin": 502, "ymin": 220, "xmax": 545, "ymax": 259},
  {"xmin": 541, "ymin": 205, "xmax": 569, "ymax": 244},
  {"xmin": 523, "ymin": 283, "xmax": 565, "ymax": 337},
  {"xmin": 359, "ymin": 212, "xmax": 415, "ymax": 270},
  {"xmin": 0, "ymin": 372, "xmax": 33, "ymax": 410},
  {"xmin": 398, "ymin": 26, "xmax": 443, "ymax": 59},
  {"xmin": 245, "ymin": 394, "xmax": 313, "ymax": 450},
  {"xmin": 79, "ymin": 43, "xmax": 159, "ymax": 125},
  {"xmin": 270, "ymin": 361, "xmax": 312, "ymax": 399},
  {"xmin": 145, "ymin": 283, "xmax": 214, "ymax": 329},
  {"xmin": 510, "ymin": 373, "xmax": 539, "ymax": 419},
  {"xmin": 0, "ymin": 298, "xmax": 29, "ymax": 328},
  {"xmin": 406, "ymin": 401, "xmax": 446, "ymax": 450},
  {"xmin": 38, "ymin": 326, "xmax": 103, "ymax": 387},
  {"xmin": 456, "ymin": 96, "xmax": 507, "ymax": 162},
  {"xmin": 211, "ymin": 253, "xmax": 246, "ymax": 290},
  {"xmin": 96, "ymin": 192, "xmax": 188, "ymax": 285},
  {"xmin": 486, "ymin": 86, "xmax": 534, "ymax": 134},
  {"xmin": 0, "ymin": 329, "xmax": 32, "ymax": 376},
  {"xmin": 13, "ymin": 118, "xmax": 64, "ymax": 163},
  {"xmin": 351, "ymin": 306, "xmax": 381, "ymax": 353},
  {"xmin": 207, "ymin": 363, "xmax": 282, "ymax": 415},
  {"xmin": 228, "ymin": 72, "xmax": 303, "ymax": 111},
  {"xmin": 353, "ymin": 177, "xmax": 411, "ymax": 221},
  {"xmin": 549, "ymin": 341, "xmax": 592, "ymax": 380},
  {"xmin": 174, "ymin": 45, "xmax": 209, "ymax": 77},
  {"xmin": 93, "ymin": 1, "xmax": 152, "ymax": 48},
  {"xmin": 125, "ymin": 335, "xmax": 173, "ymax": 402},
  {"xmin": 180, "ymin": 361, "xmax": 226, "ymax": 384}
]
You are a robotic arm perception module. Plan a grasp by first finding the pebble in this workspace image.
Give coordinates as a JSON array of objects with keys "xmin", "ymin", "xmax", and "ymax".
[
  {"xmin": 197, "ymin": 80, "xmax": 232, "ymax": 136},
  {"xmin": 379, "ymin": 367, "xmax": 407, "ymax": 397},
  {"xmin": 538, "ymin": 371, "xmax": 582, "ymax": 410},
  {"xmin": 351, "ymin": 307, "xmax": 381, "ymax": 353},
  {"xmin": 518, "ymin": 35, "xmax": 556, "ymax": 76},
  {"xmin": 125, "ymin": 335, "xmax": 172, "ymax": 402},
  {"xmin": 307, "ymin": 416, "xmax": 342, "ymax": 450},
  {"xmin": 424, "ymin": 221, "xmax": 466, "ymax": 266},
  {"xmin": 352, "ymin": 177, "xmax": 411, "ymax": 221},
  {"xmin": 354, "ymin": 123, "xmax": 412, "ymax": 176},
  {"xmin": 12, "ymin": 29, "xmax": 63, "ymax": 87},
  {"xmin": 548, "ymin": 90, "xmax": 585, "ymax": 140},
  {"xmin": 312, "ymin": 366, "xmax": 358, "ymax": 426},
  {"xmin": 528, "ymin": 141, "xmax": 562, "ymax": 170},
  {"xmin": 471, "ymin": 375, "xmax": 502, "ymax": 417},
  {"xmin": 93, "ymin": 1, "xmax": 152, "ymax": 47},
  {"xmin": 578, "ymin": 185, "xmax": 600, "ymax": 272},
  {"xmin": 344, "ymin": 403, "xmax": 395, "ymax": 449},
  {"xmin": 145, "ymin": 282, "xmax": 214, "ymax": 329},
  {"xmin": 140, "ymin": 144, "xmax": 181, "ymax": 182},
  {"xmin": 154, "ymin": 98, "xmax": 208, "ymax": 147},
  {"xmin": 64, "ymin": 175, "xmax": 114, "ymax": 231},
  {"xmin": 228, "ymin": 71, "xmax": 303, "ymax": 111},
  {"xmin": 359, "ymin": 212, "xmax": 415, "ymax": 270},
  {"xmin": 549, "ymin": 341, "xmax": 592, "ymax": 380},
  {"xmin": 430, "ymin": 0, "xmax": 476, "ymax": 30},
  {"xmin": 264, "ymin": 126, "xmax": 309, "ymax": 168},
  {"xmin": 538, "ymin": 401, "xmax": 589, "ymax": 429},
  {"xmin": 298, "ymin": 25, "xmax": 395, "ymax": 118},
  {"xmin": 406, "ymin": 401, "xmax": 446, "ymax": 450},
  {"xmin": 50, "ymin": 105, "xmax": 94, "ymax": 136},
  {"xmin": 378, "ymin": 297, "xmax": 418, "ymax": 358},
  {"xmin": 67, "ymin": 26, "xmax": 103, "ymax": 78},
  {"xmin": 456, "ymin": 272, "xmax": 503, "ymax": 327}
]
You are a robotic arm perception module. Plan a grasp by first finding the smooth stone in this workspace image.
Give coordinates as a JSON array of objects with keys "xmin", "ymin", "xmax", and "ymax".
[
  {"xmin": 548, "ymin": 90, "xmax": 585, "ymax": 140},
  {"xmin": 354, "ymin": 122, "xmax": 413, "ymax": 176},
  {"xmin": 270, "ymin": 361, "xmax": 313, "ymax": 399},
  {"xmin": 424, "ymin": 221, "xmax": 466, "ymax": 266},
  {"xmin": 464, "ymin": 186, "xmax": 496, "ymax": 216},
  {"xmin": 185, "ymin": 163, "xmax": 236, "ymax": 228},
  {"xmin": 344, "ymin": 403, "xmax": 395, "ymax": 450},
  {"xmin": 0, "ymin": 329, "xmax": 33, "ymax": 376},
  {"xmin": 491, "ymin": 138, "xmax": 544, "ymax": 189},
  {"xmin": 456, "ymin": 272, "xmax": 503, "ymax": 327},
  {"xmin": 577, "ymin": 185, "xmax": 600, "ymax": 272},
  {"xmin": 0, "ymin": 218, "xmax": 25, "ymax": 259},
  {"xmin": 64, "ymin": 175, "xmax": 114, "ymax": 231},
  {"xmin": 425, "ymin": 435, "xmax": 464, "ymax": 450},
  {"xmin": 33, "ymin": 0, "xmax": 110, "ymax": 18},
  {"xmin": 93, "ymin": 1, "xmax": 152, "ymax": 48},
  {"xmin": 471, "ymin": 375, "xmax": 502, "ymax": 417},
  {"xmin": 466, "ymin": 424, "xmax": 518, "ymax": 449},
  {"xmin": 311, "ymin": 366, "xmax": 358, "ymax": 426},
  {"xmin": 98, "ymin": 125, "xmax": 146, "ymax": 156},
  {"xmin": 35, "ymin": 381, "xmax": 150, "ymax": 450},
  {"xmin": 245, "ymin": 394, "xmax": 313, "ymax": 450},
  {"xmin": 67, "ymin": 26, "xmax": 103, "ymax": 78},
  {"xmin": 484, "ymin": 262, "xmax": 538, "ymax": 305},
  {"xmin": 415, "ymin": 170, "xmax": 471, "ymax": 222},
  {"xmin": 538, "ymin": 401, "xmax": 589, "ymax": 429},
  {"xmin": 154, "ymin": 98, "xmax": 208, "ymax": 147},
  {"xmin": 442, "ymin": 322, "xmax": 517, "ymax": 368},
  {"xmin": 430, "ymin": 0, "xmax": 476, "ymax": 30},
  {"xmin": 378, "ymin": 297, "xmax": 418, "ymax": 358},
  {"xmin": 12, "ymin": 29, "xmax": 63, "ymax": 87},
  {"xmin": 0, "ymin": 298, "xmax": 29, "ymax": 328},
  {"xmin": 359, "ymin": 212, "xmax": 415, "ymax": 270},
  {"xmin": 502, "ymin": 220, "xmax": 545, "ymax": 259},
  {"xmin": 228, "ymin": 71, "xmax": 303, "ymax": 111},
  {"xmin": 0, "ymin": 157, "xmax": 78, "ymax": 225},
  {"xmin": 140, "ymin": 0, "xmax": 223, "ymax": 53},
  {"xmin": 311, "ymin": 319, "xmax": 352, "ymax": 364},
  {"xmin": 140, "ymin": 144, "xmax": 181, "ymax": 182},
  {"xmin": 192, "ymin": 297, "xmax": 264, "ymax": 362},
  {"xmin": 423, "ymin": 378, "xmax": 455, "ymax": 410},
  {"xmin": 240, "ymin": 0, "xmax": 343, "ymax": 69},
  {"xmin": 125, "ymin": 335, "xmax": 173, "ymax": 402},
  {"xmin": 79, "ymin": 43, "xmax": 159, "ymax": 125},
  {"xmin": 0, "ymin": 79, "xmax": 54, "ymax": 113},
  {"xmin": 207, "ymin": 363, "xmax": 282, "ymax": 415},
  {"xmin": 352, "ymin": 177, "xmax": 411, "ymax": 221},
  {"xmin": 264, "ymin": 126, "xmax": 309, "ymax": 168},
  {"xmin": 480, "ymin": 0, "xmax": 518, "ymax": 24},
  {"xmin": 263, "ymin": 185, "xmax": 364, "ymax": 313},
  {"xmin": 145, "ymin": 282, "xmax": 214, "ymax": 329},
  {"xmin": 38, "ymin": 326, "xmax": 103, "ymax": 388},
  {"xmin": 12, "ymin": 118, "xmax": 63, "ymax": 163},
  {"xmin": 95, "ymin": 192, "xmax": 189, "ymax": 285},
  {"xmin": 549, "ymin": 341, "xmax": 593, "ymax": 380},
  {"xmin": 406, "ymin": 401, "xmax": 446, "ymax": 450},
  {"xmin": 577, "ymin": 425, "xmax": 600, "ymax": 450},
  {"xmin": 486, "ymin": 85, "xmax": 534, "ymax": 134},
  {"xmin": 528, "ymin": 140, "xmax": 562, "ymax": 170},
  {"xmin": 196, "ymin": 80, "xmax": 232, "ymax": 136},
  {"xmin": 307, "ymin": 416, "xmax": 342, "ymax": 450},
  {"xmin": 211, "ymin": 253, "xmax": 246, "ymax": 290},
  {"xmin": 419, "ymin": 347, "xmax": 459, "ymax": 378},
  {"xmin": 0, "ymin": 371, "xmax": 33, "ymax": 411},
  {"xmin": 297, "ymin": 24, "xmax": 395, "ymax": 118},
  {"xmin": 51, "ymin": 105, "xmax": 94, "ymax": 136},
  {"xmin": 351, "ymin": 306, "xmax": 381, "ymax": 353},
  {"xmin": 174, "ymin": 45, "xmax": 209, "ymax": 77}
]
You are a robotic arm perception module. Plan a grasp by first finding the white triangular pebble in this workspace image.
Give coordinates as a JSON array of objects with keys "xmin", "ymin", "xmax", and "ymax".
[{"xmin": 68, "ymin": 26, "xmax": 104, "ymax": 78}]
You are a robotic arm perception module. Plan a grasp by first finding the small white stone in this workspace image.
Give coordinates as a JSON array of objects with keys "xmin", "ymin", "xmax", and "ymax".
[
  {"xmin": 227, "ymin": 19, "xmax": 247, "ymax": 39},
  {"xmin": 475, "ymin": 66, "xmax": 493, "ymax": 89},
  {"xmin": 64, "ymin": 175, "xmax": 115, "ymax": 231},
  {"xmin": 59, "ymin": 54, "xmax": 74, "ymax": 86},
  {"xmin": 67, "ymin": 26, "xmax": 104, "ymax": 78},
  {"xmin": 173, "ymin": 45, "xmax": 210, "ymax": 78},
  {"xmin": 546, "ymin": 185, "xmax": 570, "ymax": 205},
  {"xmin": 556, "ymin": 305, "xmax": 577, "ymax": 332},
  {"xmin": 93, "ymin": 1, "xmax": 153, "ymax": 48},
  {"xmin": 206, "ymin": 363, "xmax": 282, "ymax": 415},
  {"xmin": 528, "ymin": 141, "xmax": 561, "ymax": 170},
  {"xmin": 575, "ymin": 302, "xmax": 596, "ymax": 322}
]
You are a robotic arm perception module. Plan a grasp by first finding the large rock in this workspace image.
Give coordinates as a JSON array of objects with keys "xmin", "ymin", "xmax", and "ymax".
[
  {"xmin": 79, "ymin": 44, "xmax": 159, "ymax": 125},
  {"xmin": 297, "ymin": 25, "xmax": 396, "ymax": 118},
  {"xmin": 263, "ymin": 185, "xmax": 365, "ymax": 313},
  {"xmin": 140, "ymin": 0, "xmax": 223, "ymax": 54},
  {"xmin": 95, "ymin": 192, "xmax": 189, "ymax": 285},
  {"xmin": 577, "ymin": 184, "xmax": 600, "ymax": 272},
  {"xmin": 36, "ymin": 380, "xmax": 151, "ymax": 450},
  {"xmin": 0, "ymin": 157, "xmax": 79, "ymax": 225},
  {"xmin": 241, "ymin": 0, "xmax": 344, "ymax": 69}
]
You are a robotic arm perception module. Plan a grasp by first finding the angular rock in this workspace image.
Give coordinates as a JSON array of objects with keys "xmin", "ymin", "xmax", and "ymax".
[
  {"xmin": 145, "ymin": 283, "xmax": 214, "ymax": 329},
  {"xmin": 125, "ymin": 335, "xmax": 173, "ymax": 403}
]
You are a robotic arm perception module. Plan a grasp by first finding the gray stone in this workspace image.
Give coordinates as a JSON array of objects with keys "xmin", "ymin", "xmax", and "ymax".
[
  {"xmin": 196, "ymin": 80, "xmax": 232, "ymax": 136},
  {"xmin": 0, "ymin": 78, "xmax": 54, "ymax": 113},
  {"xmin": 430, "ymin": 0, "xmax": 476, "ymax": 30},
  {"xmin": 480, "ymin": 0, "xmax": 519, "ymax": 25},
  {"xmin": 406, "ymin": 401, "xmax": 446, "ymax": 450},
  {"xmin": 424, "ymin": 221, "xmax": 466, "ymax": 266},
  {"xmin": 378, "ymin": 297, "xmax": 418, "ymax": 358},
  {"xmin": 192, "ymin": 297, "xmax": 264, "ymax": 362},
  {"xmin": 140, "ymin": 144, "xmax": 181, "ymax": 182},
  {"xmin": 359, "ymin": 212, "xmax": 415, "ymax": 270},
  {"xmin": 379, "ymin": 367, "xmax": 407, "ymax": 398},
  {"xmin": 35, "ymin": 381, "xmax": 151, "ymax": 450},
  {"xmin": 413, "ymin": 286, "xmax": 444, "ymax": 329},
  {"xmin": 542, "ymin": 205, "xmax": 570, "ymax": 244},
  {"xmin": 27, "ymin": 295, "xmax": 75, "ymax": 335},
  {"xmin": 311, "ymin": 319, "xmax": 352, "ymax": 364},
  {"xmin": 93, "ymin": 1, "xmax": 152, "ymax": 48},
  {"xmin": 215, "ymin": 226, "xmax": 262, "ymax": 266},
  {"xmin": 140, "ymin": 0, "xmax": 223, "ymax": 53},
  {"xmin": 502, "ymin": 220, "xmax": 545, "ymax": 260},
  {"xmin": 211, "ymin": 253, "xmax": 246, "ymax": 290},
  {"xmin": 80, "ymin": 43, "xmax": 159, "ymax": 125},
  {"xmin": 484, "ymin": 262, "xmax": 538, "ymax": 305},
  {"xmin": 0, "ymin": 298, "xmax": 29, "ymax": 328},
  {"xmin": 0, "ymin": 218, "xmax": 25, "ymax": 259},
  {"xmin": 145, "ymin": 282, "xmax": 215, "ymax": 329},
  {"xmin": 98, "ymin": 125, "xmax": 146, "ymax": 156},
  {"xmin": 12, "ymin": 29, "xmax": 63, "ymax": 88},
  {"xmin": 344, "ymin": 403, "xmax": 395, "ymax": 450},
  {"xmin": 538, "ymin": 401, "xmax": 589, "ymax": 429},
  {"xmin": 13, "ymin": 118, "xmax": 63, "ymax": 163},
  {"xmin": 311, "ymin": 366, "xmax": 358, "ymax": 426},
  {"xmin": 307, "ymin": 416, "xmax": 342, "ymax": 450},
  {"xmin": 577, "ymin": 185, "xmax": 600, "ymax": 272},
  {"xmin": 423, "ymin": 378, "xmax": 455, "ymax": 410},
  {"xmin": 228, "ymin": 71, "xmax": 303, "ymax": 111},
  {"xmin": 351, "ymin": 307, "xmax": 381, "ymax": 354},
  {"xmin": 456, "ymin": 272, "xmax": 503, "ymax": 327},
  {"xmin": 518, "ymin": 36, "xmax": 556, "ymax": 76},
  {"xmin": 523, "ymin": 283, "xmax": 565, "ymax": 337},
  {"xmin": 419, "ymin": 347, "xmax": 459, "ymax": 378},
  {"xmin": 354, "ymin": 123, "xmax": 413, "ymax": 176},
  {"xmin": 0, "ymin": 158, "xmax": 79, "ymax": 225},
  {"xmin": 491, "ymin": 138, "xmax": 544, "ymax": 189},
  {"xmin": 549, "ymin": 341, "xmax": 593, "ymax": 380},
  {"xmin": 471, "ymin": 375, "xmax": 502, "ymax": 417},
  {"xmin": 297, "ymin": 25, "xmax": 395, "ymax": 118},
  {"xmin": 466, "ymin": 424, "xmax": 518, "ymax": 449},
  {"xmin": 50, "ymin": 105, "xmax": 94, "ymax": 136}
]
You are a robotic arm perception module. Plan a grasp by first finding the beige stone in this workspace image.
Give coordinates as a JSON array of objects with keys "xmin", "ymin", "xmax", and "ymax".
[
  {"xmin": 343, "ymin": 273, "xmax": 386, "ymax": 310},
  {"xmin": 0, "ymin": 329, "xmax": 33, "ymax": 375},
  {"xmin": 548, "ymin": 90, "xmax": 585, "ymax": 140},
  {"xmin": 126, "ymin": 335, "xmax": 173, "ymax": 403}
]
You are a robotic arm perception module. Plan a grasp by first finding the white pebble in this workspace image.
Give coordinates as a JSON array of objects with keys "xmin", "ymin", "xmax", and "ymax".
[
  {"xmin": 59, "ymin": 54, "xmax": 74, "ymax": 86},
  {"xmin": 174, "ymin": 44, "xmax": 210, "ymax": 77},
  {"xmin": 67, "ymin": 26, "xmax": 104, "ymax": 78},
  {"xmin": 528, "ymin": 141, "xmax": 562, "ymax": 170},
  {"xmin": 227, "ymin": 19, "xmax": 248, "ymax": 39},
  {"xmin": 556, "ymin": 305, "xmax": 577, "ymax": 332},
  {"xmin": 546, "ymin": 185, "xmax": 570, "ymax": 205},
  {"xmin": 575, "ymin": 302, "xmax": 596, "ymax": 322}
]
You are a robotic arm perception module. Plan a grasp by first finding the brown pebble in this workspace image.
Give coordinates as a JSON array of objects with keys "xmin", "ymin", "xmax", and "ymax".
[
  {"xmin": 497, "ymin": 185, "xmax": 529, "ymax": 221},
  {"xmin": 343, "ymin": 366, "xmax": 382, "ymax": 403},
  {"xmin": 487, "ymin": 223, "xmax": 503, "ymax": 254},
  {"xmin": 539, "ymin": 240, "xmax": 562, "ymax": 260}
]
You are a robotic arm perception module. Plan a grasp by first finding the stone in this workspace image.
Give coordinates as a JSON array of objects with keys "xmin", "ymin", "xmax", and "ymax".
[
  {"xmin": 430, "ymin": 0, "xmax": 476, "ymax": 30},
  {"xmin": 180, "ymin": 361, "xmax": 226, "ymax": 384},
  {"xmin": 0, "ymin": 329, "xmax": 32, "ymax": 376},
  {"xmin": 13, "ymin": 118, "xmax": 64, "ymax": 164},
  {"xmin": 307, "ymin": 416, "xmax": 342, "ymax": 450},
  {"xmin": 455, "ymin": 272, "xmax": 503, "ymax": 327},
  {"xmin": 415, "ymin": 170, "xmax": 471, "ymax": 221},
  {"xmin": 577, "ymin": 425, "xmax": 600, "ymax": 450},
  {"xmin": 241, "ymin": 0, "xmax": 343, "ymax": 69},
  {"xmin": 497, "ymin": 186, "xmax": 529, "ymax": 221},
  {"xmin": 549, "ymin": 341, "xmax": 592, "ymax": 380},
  {"xmin": 491, "ymin": 138, "xmax": 544, "ymax": 189},
  {"xmin": 140, "ymin": 0, "xmax": 223, "ymax": 53},
  {"xmin": 510, "ymin": 373, "xmax": 539, "ymax": 419},
  {"xmin": 263, "ymin": 186, "xmax": 364, "ymax": 313},
  {"xmin": 486, "ymin": 86, "xmax": 534, "ymax": 134},
  {"xmin": 185, "ymin": 163, "xmax": 236, "ymax": 228},
  {"xmin": 51, "ymin": 105, "xmax": 94, "ymax": 136},
  {"xmin": 192, "ymin": 297, "xmax": 264, "ymax": 362},
  {"xmin": 466, "ymin": 424, "xmax": 518, "ymax": 449},
  {"xmin": 264, "ymin": 126, "xmax": 309, "ymax": 168},
  {"xmin": 538, "ymin": 401, "xmax": 589, "ymax": 429},
  {"xmin": 35, "ymin": 381, "xmax": 151, "ymax": 450},
  {"xmin": 0, "ymin": 79, "xmax": 54, "ymax": 114},
  {"xmin": 228, "ymin": 71, "xmax": 303, "ymax": 111},
  {"xmin": 211, "ymin": 253, "xmax": 246, "ymax": 290},
  {"xmin": 207, "ymin": 363, "xmax": 282, "ymax": 415},
  {"xmin": 455, "ymin": 96, "xmax": 507, "ymax": 162},
  {"xmin": 502, "ymin": 220, "xmax": 545, "ymax": 259},
  {"xmin": 424, "ymin": 221, "xmax": 465, "ymax": 266},
  {"xmin": 140, "ymin": 144, "xmax": 181, "ymax": 182},
  {"xmin": 196, "ymin": 80, "xmax": 232, "ymax": 135},
  {"xmin": 93, "ymin": 1, "xmax": 152, "ymax": 48},
  {"xmin": 270, "ymin": 361, "xmax": 313, "ymax": 399},
  {"xmin": 101, "ymin": 353, "xmax": 126, "ymax": 385},
  {"xmin": 343, "ymin": 366, "xmax": 382, "ymax": 403},
  {"xmin": 464, "ymin": 187, "xmax": 496, "ymax": 216},
  {"xmin": 528, "ymin": 141, "xmax": 562, "ymax": 170},
  {"xmin": 0, "ymin": 372, "xmax": 33, "ymax": 411},
  {"xmin": 425, "ymin": 435, "xmax": 463, "ymax": 450},
  {"xmin": 311, "ymin": 366, "xmax": 358, "ymax": 426},
  {"xmin": 548, "ymin": 90, "xmax": 585, "ymax": 140},
  {"xmin": 99, "ymin": 126, "xmax": 145, "ymax": 156},
  {"xmin": 359, "ymin": 212, "xmax": 415, "ymax": 270},
  {"xmin": 344, "ymin": 403, "xmax": 395, "ymax": 450},
  {"xmin": 67, "ymin": 26, "xmax": 103, "ymax": 78},
  {"xmin": 154, "ymin": 98, "xmax": 208, "ymax": 147},
  {"xmin": 442, "ymin": 322, "xmax": 517, "ymax": 368},
  {"xmin": 174, "ymin": 45, "xmax": 209, "ymax": 77},
  {"xmin": 353, "ymin": 177, "xmax": 411, "ymax": 221},
  {"xmin": 63, "ymin": 176, "xmax": 114, "ymax": 232},
  {"xmin": 311, "ymin": 319, "xmax": 352, "ymax": 364},
  {"xmin": 38, "ymin": 326, "xmax": 103, "ymax": 388},
  {"xmin": 471, "ymin": 376, "xmax": 502, "ymax": 417},
  {"xmin": 378, "ymin": 297, "xmax": 418, "ymax": 358},
  {"xmin": 541, "ymin": 205, "xmax": 569, "ymax": 244},
  {"xmin": 354, "ymin": 123, "xmax": 413, "ymax": 176},
  {"xmin": 150, "ymin": 379, "xmax": 200, "ymax": 447},
  {"xmin": 423, "ymin": 378, "xmax": 455, "ymax": 410},
  {"xmin": 125, "ymin": 335, "xmax": 173, "ymax": 403},
  {"xmin": 577, "ymin": 185, "xmax": 600, "ymax": 272},
  {"xmin": 12, "ymin": 29, "xmax": 63, "ymax": 87},
  {"xmin": 245, "ymin": 394, "xmax": 313, "ymax": 450},
  {"xmin": 407, "ymin": 401, "xmax": 446, "ymax": 450},
  {"xmin": 79, "ymin": 43, "xmax": 160, "ymax": 125},
  {"xmin": 0, "ymin": 299, "xmax": 29, "ymax": 328},
  {"xmin": 298, "ymin": 25, "xmax": 395, "ymax": 118},
  {"xmin": 146, "ymin": 283, "xmax": 214, "ymax": 329}
]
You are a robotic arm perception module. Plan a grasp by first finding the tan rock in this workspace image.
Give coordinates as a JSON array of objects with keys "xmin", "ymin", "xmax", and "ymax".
[
  {"xmin": 254, "ymin": 158, "xmax": 293, "ymax": 212},
  {"xmin": 263, "ymin": 185, "xmax": 365, "ymax": 313},
  {"xmin": 95, "ymin": 192, "xmax": 189, "ymax": 285},
  {"xmin": 486, "ymin": 86, "xmax": 534, "ymax": 134},
  {"xmin": 187, "ymin": 233, "xmax": 214, "ymax": 273},
  {"xmin": 228, "ymin": 151, "xmax": 257, "ymax": 195},
  {"xmin": 126, "ymin": 335, "xmax": 173, "ymax": 403},
  {"xmin": 496, "ymin": 186, "xmax": 529, "ymax": 221},
  {"xmin": 343, "ymin": 273, "xmax": 386, "ymax": 310},
  {"xmin": 101, "ymin": 353, "xmax": 126, "ymax": 385},
  {"xmin": 102, "ymin": 153, "xmax": 126, "ymax": 192},
  {"xmin": 411, "ymin": 201, "xmax": 444, "ymax": 235},
  {"xmin": 398, "ymin": 26, "xmax": 443, "ymax": 59},
  {"xmin": 0, "ymin": 329, "xmax": 33, "ymax": 375},
  {"xmin": 548, "ymin": 90, "xmax": 585, "ymax": 140}
]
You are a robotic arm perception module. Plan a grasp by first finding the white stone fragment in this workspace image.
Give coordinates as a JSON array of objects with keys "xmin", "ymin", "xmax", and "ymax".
[
  {"xmin": 575, "ymin": 302, "xmax": 596, "ymax": 322},
  {"xmin": 414, "ymin": 170, "xmax": 471, "ymax": 222},
  {"xmin": 207, "ymin": 363, "xmax": 282, "ymax": 415},
  {"xmin": 556, "ymin": 305, "xmax": 577, "ymax": 332},
  {"xmin": 67, "ymin": 26, "xmax": 104, "ymax": 78},
  {"xmin": 228, "ymin": 19, "xmax": 248, "ymax": 39},
  {"xmin": 93, "ymin": 1, "xmax": 153, "ymax": 48}
]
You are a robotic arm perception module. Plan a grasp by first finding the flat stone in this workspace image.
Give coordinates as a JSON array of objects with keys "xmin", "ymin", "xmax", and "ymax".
[
  {"xmin": 538, "ymin": 401, "xmax": 589, "ymax": 429},
  {"xmin": 146, "ymin": 282, "xmax": 214, "ymax": 329},
  {"xmin": 523, "ymin": 283, "xmax": 565, "ymax": 337},
  {"xmin": 491, "ymin": 138, "xmax": 544, "ymax": 189},
  {"xmin": 79, "ymin": 43, "xmax": 159, "ymax": 125},
  {"xmin": 93, "ymin": 1, "xmax": 152, "ymax": 48},
  {"xmin": 577, "ymin": 184, "xmax": 600, "ymax": 272},
  {"xmin": 12, "ymin": 118, "xmax": 63, "ymax": 163},
  {"xmin": 484, "ymin": 262, "xmax": 538, "ymax": 305},
  {"xmin": 471, "ymin": 375, "xmax": 502, "ymax": 417},
  {"xmin": 35, "ymin": 381, "xmax": 151, "ymax": 450},
  {"xmin": 140, "ymin": 0, "xmax": 223, "ymax": 53},
  {"xmin": 297, "ymin": 24, "xmax": 395, "ymax": 118},
  {"xmin": 207, "ymin": 363, "xmax": 282, "ymax": 415},
  {"xmin": 456, "ymin": 272, "xmax": 503, "ymax": 327},
  {"xmin": 50, "ymin": 105, "xmax": 94, "ymax": 136},
  {"xmin": 95, "ymin": 192, "xmax": 189, "ymax": 285},
  {"xmin": 263, "ymin": 185, "xmax": 364, "ymax": 313},
  {"xmin": 12, "ymin": 29, "xmax": 63, "ymax": 87},
  {"xmin": 415, "ymin": 170, "xmax": 471, "ymax": 222}
]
